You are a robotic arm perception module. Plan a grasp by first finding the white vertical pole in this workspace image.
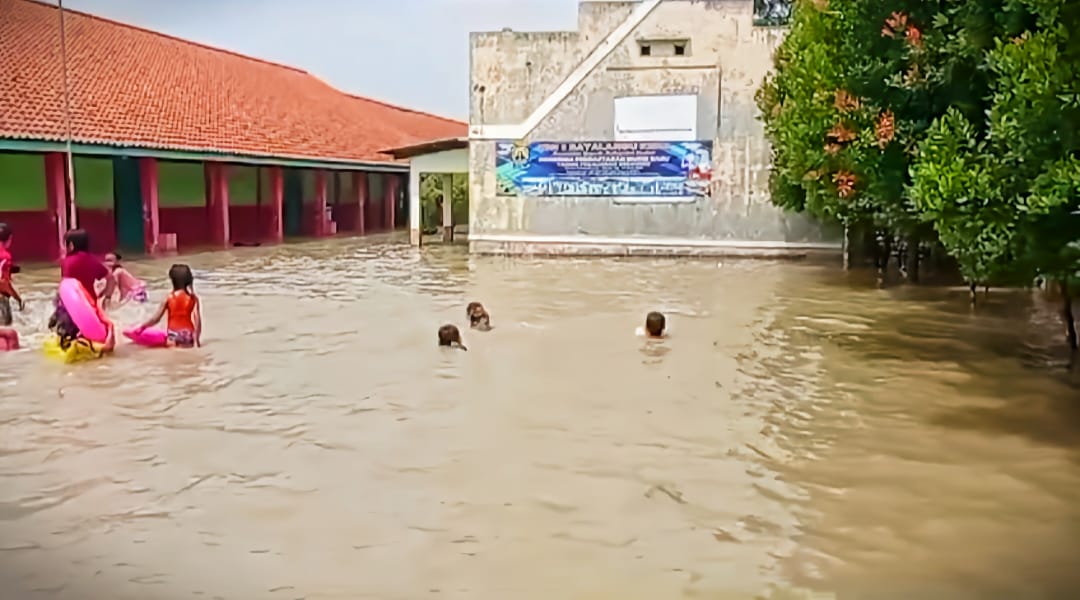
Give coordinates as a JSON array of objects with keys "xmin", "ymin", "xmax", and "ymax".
[
  {"xmin": 58, "ymin": 0, "xmax": 77, "ymax": 230},
  {"xmin": 408, "ymin": 165, "xmax": 421, "ymax": 246}
]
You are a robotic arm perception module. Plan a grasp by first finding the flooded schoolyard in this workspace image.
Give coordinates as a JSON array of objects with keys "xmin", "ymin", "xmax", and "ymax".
[{"xmin": 1, "ymin": 236, "xmax": 1078, "ymax": 599}]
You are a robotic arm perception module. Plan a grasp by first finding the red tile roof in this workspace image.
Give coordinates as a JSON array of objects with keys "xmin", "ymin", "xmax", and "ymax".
[{"xmin": 0, "ymin": 0, "xmax": 466, "ymax": 164}]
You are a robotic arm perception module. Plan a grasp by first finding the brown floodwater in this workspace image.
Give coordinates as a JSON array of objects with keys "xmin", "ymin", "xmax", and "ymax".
[{"xmin": 1, "ymin": 235, "xmax": 1078, "ymax": 600}]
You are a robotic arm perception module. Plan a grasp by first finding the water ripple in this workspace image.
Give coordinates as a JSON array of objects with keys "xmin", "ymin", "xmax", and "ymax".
[{"xmin": 0, "ymin": 239, "xmax": 1076, "ymax": 599}]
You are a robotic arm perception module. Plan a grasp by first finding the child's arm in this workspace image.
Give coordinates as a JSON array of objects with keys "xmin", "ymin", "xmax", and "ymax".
[
  {"xmin": 102, "ymin": 322, "xmax": 116, "ymax": 353},
  {"xmin": 138, "ymin": 300, "xmax": 168, "ymax": 330},
  {"xmin": 100, "ymin": 273, "xmax": 117, "ymax": 309},
  {"xmin": 0, "ymin": 280, "xmax": 22, "ymax": 310},
  {"xmin": 193, "ymin": 297, "xmax": 202, "ymax": 347}
]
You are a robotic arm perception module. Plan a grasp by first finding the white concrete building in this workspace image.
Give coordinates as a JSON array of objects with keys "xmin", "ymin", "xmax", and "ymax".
[{"xmin": 394, "ymin": 0, "xmax": 838, "ymax": 257}]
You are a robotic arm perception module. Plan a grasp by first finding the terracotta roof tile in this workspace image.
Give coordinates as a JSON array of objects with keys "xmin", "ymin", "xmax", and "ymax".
[{"xmin": 0, "ymin": 0, "xmax": 465, "ymax": 163}]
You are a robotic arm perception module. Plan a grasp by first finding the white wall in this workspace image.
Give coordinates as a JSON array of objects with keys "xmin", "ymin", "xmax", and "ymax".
[
  {"xmin": 613, "ymin": 94, "xmax": 698, "ymax": 141},
  {"xmin": 468, "ymin": 0, "xmax": 840, "ymax": 253},
  {"xmin": 410, "ymin": 148, "xmax": 469, "ymax": 174}
]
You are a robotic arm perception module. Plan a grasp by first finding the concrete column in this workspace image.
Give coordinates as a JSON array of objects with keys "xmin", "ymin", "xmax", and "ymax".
[
  {"xmin": 408, "ymin": 168, "xmax": 421, "ymax": 246},
  {"xmin": 354, "ymin": 172, "xmax": 368, "ymax": 235},
  {"xmin": 206, "ymin": 162, "xmax": 230, "ymax": 248},
  {"xmin": 268, "ymin": 166, "xmax": 284, "ymax": 243},
  {"xmin": 441, "ymin": 173, "xmax": 454, "ymax": 243},
  {"xmin": 385, "ymin": 174, "xmax": 398, "ymax": 231},
  {"xmin": 314, "ymin": 169, "xmax": 328, "ymax": 237},
  {"xmin": 137, "ymin": 157, "xmax": 160, "ymax": 255},
  {"xmin": 44, "ymin": 152, "xmax": 69, "ymax": 261}
]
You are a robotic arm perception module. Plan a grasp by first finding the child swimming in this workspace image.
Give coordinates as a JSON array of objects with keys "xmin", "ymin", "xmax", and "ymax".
[
  {"xmin": 136, "ymin": 264, "xmax": 201, "ymax": 348},
  {"xmin": 104, "ymin": 252, "xmax": 148, "ymax": 304},
  {"xmin": 641, "ymin": 311, "xmax": 667, "ymax": 339},
  {"xmin": 466, "ymin": 301, "xmax": 492, "ymax": 331},
  {"xmin": 438, "ymin": 324, "xmax": 467, "ymax": 350},
  {"xmin": 47, "ymin": 298, "xmax": 115, "ymax": 356}
]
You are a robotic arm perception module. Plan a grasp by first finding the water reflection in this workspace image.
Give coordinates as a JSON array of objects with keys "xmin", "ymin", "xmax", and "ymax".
[{"xmin": 0, "ymin": 235, "xmax": 1077, "ymax": 599}]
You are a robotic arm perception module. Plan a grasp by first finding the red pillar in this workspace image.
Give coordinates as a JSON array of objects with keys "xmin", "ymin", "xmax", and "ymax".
[
  {"xmin": 385, "ymin": 174, "xmax": 398, "ymax": 231},
  {"xmin": 354, "ymin": 172, "xmax": 367, "ymax": 235},
  {"xmin": 268, "ymin": 166, "xmax": 284, "ymax": 243},
  {"xmin": 44, "ymin": 152, "xmax": 68, "ymax": 261},
  {"xmin": 206, "ymin": 162, "xmax": 230, "ymax": 248},
  {"xmin": 313, "ymin": 170, "xmax": 328, "ymax": 237},
  {"xmin": 138, "ymin": 157, "xmax": 160, "ymax": 255}
]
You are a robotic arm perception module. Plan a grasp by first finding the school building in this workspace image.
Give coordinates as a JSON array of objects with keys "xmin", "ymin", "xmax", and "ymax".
[
  {"xmin": 397, "ymin": 0, "xmax": 839, "ymax": 257},
  {"xmin": 0, "ymin": 0, "xmax": 465, "ymax": 261}
]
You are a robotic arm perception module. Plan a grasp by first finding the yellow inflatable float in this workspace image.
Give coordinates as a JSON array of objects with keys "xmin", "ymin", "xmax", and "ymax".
[{"xmin": 43, "ymin": 335, "xmax": 107, "ymax": 364}]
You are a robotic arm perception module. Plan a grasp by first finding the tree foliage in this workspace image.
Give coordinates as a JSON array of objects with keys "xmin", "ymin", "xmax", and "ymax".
[
  {"xmin": 910, "ymin": 0, "xmax": 1080, "ymax": 286},
  {"xmin": 758, "ymin": 0, "xmax": 1080, "ymax": 348}
]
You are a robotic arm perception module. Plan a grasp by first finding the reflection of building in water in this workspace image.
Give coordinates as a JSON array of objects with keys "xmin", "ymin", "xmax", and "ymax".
[{"xmin": 465, "ymin": 0, "xmax": 839, "ymax": 256}]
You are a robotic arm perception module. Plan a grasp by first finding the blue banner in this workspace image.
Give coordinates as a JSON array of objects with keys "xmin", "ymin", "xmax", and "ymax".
[{"xmin": 495, "ymin": 141, "xmax": 713, "ymax": 198}]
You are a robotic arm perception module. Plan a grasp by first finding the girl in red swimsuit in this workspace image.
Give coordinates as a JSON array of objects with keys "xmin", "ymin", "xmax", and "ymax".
[{"xmin": 137, "ymin": 264, "xmax": 202, "ymax": 348}]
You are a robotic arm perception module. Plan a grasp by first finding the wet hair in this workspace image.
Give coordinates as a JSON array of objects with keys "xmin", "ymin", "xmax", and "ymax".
[
  {"xmin": 0, "ymin": 223, "xmax": 11, "ymax": 244},
  {"xmin": 64, "ymin": 229, "xmax": 90, "ymax": 253},
  {"xmin": 438, "ymin": 324, "xmax": 466, "ymax": 350},
  {"xmin": 466, "ymin": 302, "xmax": 491, "ymax": 330},
  {"xmin": 466, "ymin": 302, "xmax": 482, "ymax": 318},
  {"xmin": 48, "ymin": 297, "xmax": 81, "ymax": 351},
  {"xmin": 645, "ymin": 311, "xmax": 666, "ymax": 337},
  {"xmin": 168, "ymin": 264, "xmax": 195, "ymax": 294}
]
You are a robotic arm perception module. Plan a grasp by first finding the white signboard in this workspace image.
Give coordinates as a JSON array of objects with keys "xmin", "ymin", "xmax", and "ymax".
[{"xmin": 613, "ymin": 94, "xmax": 698, "ymax": 142}]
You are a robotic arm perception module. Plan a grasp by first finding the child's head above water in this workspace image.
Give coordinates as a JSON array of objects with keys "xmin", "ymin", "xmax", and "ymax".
[
  {"xmin": 168, "ymin": 264, "xmax": 194, "ymax": 293},
  {"xmin": 438, "ymin": 324, "xmax": 466, "ymax": 350},
  {"xmin": 64, "ymin": 228, "xmax": 90, "ymax": 253},
  {"xmin": 466, "ymin": 301, "xmax": 491, "ymax": 330},
  {"xmin": 104, "ymin": 252, "xmax": 122, "ymax": 271},
  {"xmin": 645, "ymin": 311, "xmax": 666, "ymax": 338}
]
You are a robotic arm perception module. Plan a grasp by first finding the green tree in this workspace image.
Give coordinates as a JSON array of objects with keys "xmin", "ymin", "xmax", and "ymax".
[
  {"xmin": 909, "ymin": 0, "xmax": 1080, "ymax": 348},
  {"xmin": 760, "ymin": 0, "xmax": 1080, "ymax": 351},
  {"xmin": 757, "ymin": 0, "xmax": 941, "ymax": 278}
]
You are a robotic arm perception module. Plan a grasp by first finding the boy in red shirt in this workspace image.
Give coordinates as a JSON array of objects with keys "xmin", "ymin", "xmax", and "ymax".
[
  {"xmin": 60, "ymin": 229, "xmax": 113, "ymax": 304},
  {"xmin": 0, "ymin": 223, "xmax": 24, "ymax": 327}
]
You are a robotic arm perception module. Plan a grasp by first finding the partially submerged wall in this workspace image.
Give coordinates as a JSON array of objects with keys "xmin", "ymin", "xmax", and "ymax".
[
  {"xmin": 0, "ymin": 152, "xmax": 53, "ymax": 261},
  {"xmin": 158, "ymin": 160, "xmax": 210, "ymax": 249},
  {"xmin": 73, "ymin": 156, "xmax": 116, "ymax": 253},
  {"xmin": 468, "ymin": 0, "xmax": 839, "ymax": 256}
]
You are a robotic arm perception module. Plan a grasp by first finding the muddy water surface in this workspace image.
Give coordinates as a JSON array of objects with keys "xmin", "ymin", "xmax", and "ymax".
[{"xmin": 1, "ymin": 236, "xmax": 1078, "ymax": 600}]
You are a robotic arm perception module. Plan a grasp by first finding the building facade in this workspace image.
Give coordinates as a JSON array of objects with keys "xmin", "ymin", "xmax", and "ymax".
[
  {"xmin": 0, "ymin": 0, "xmax": 464, "ymax": 261},
  {"xmin": 467, "ymin": 0, "xmax": 839, "ymax": 256}
]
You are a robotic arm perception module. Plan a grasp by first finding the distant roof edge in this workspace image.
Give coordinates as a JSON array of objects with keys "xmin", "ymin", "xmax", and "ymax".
[{"xmin": 381, "ymin": 137, "xmax": 469, "ymax": 160}]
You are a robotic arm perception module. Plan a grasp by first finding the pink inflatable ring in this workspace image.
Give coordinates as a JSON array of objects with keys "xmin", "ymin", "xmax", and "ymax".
[
  {"xmin": 123, "ymin": 327, "xmax": 169, "ymax": 347},
  {"xmin": 58, "ymin": 278, "xmax": 110, "ymax": 343}
]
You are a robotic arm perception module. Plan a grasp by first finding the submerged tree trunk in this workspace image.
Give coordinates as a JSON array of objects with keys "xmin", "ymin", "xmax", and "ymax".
[
  {"xmin": 897, "ymin": 238, "xmax": 909, "ymax": 280},
  {"xmin": 969, "ymin": 282, "xmax": 978, "ymax": 306},
  {"xmin": 902, "ymin": 236, "xmax": 921, "ymax": 283},
  {"xmin": 911, "ymin": 241, "xmax": 920, "ymax": 283},
  {"xmin": 1061, "ymin": 281, "xmax": 1078, "ymax": 352},
  {"xmin": 875, "ymin": 231, "xmax": 892, "ymax": 288},
  {"xmin": 843, "ymin": 224, "xmax": 851, "ymax": 271}
]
